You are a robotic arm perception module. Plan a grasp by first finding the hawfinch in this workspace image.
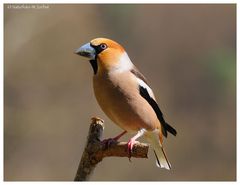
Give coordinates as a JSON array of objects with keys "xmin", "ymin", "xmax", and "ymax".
[{"xmin": 75, "ymin": 38, "xmax": 177, "ymax": 170}]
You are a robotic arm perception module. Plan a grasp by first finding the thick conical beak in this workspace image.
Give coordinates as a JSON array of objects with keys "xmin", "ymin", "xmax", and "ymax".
[{"xmin": 75, "ymin": 43, "xmax": 96, "ymax": 60}]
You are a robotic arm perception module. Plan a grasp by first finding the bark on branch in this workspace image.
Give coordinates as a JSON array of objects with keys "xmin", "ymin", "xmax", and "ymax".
[{"xmin": 74, "ymin": 117, "xmax": 149, "ymax": 181}]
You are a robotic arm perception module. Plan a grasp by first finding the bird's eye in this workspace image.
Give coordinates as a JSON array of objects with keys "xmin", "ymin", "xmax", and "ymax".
[{"xmin": 100, "ymin": 43, "xmax": 107, "ymax": 50}]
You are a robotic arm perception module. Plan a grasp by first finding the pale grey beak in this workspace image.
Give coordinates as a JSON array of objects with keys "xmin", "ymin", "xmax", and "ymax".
[{"xmin": 75, "ymin": 42, "xmax": 96, "ymax": 60}]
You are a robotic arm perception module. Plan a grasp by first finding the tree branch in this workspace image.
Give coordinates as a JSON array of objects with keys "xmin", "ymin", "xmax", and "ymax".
[{"xmin": 74, "ymin": 117, "xmax": 149, "ymax": 181}]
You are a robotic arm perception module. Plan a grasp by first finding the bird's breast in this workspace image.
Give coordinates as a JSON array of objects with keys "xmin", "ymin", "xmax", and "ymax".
[{"xmin": 93, "ymin": 72, "xmax": 159, "ymax": 132}]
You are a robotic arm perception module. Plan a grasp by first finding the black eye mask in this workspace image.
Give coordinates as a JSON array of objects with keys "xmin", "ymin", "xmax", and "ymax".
[
  {"xmin": 89, "ymin": 43, "xmax": 108, "ymax": 75},
  {"xmin": 90, "ymin": 43, "xmax": 108, "ymax": 55}
]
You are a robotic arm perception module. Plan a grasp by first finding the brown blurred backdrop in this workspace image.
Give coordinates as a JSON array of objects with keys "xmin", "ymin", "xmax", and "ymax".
[{"xmin": 4, "ymin": 4, "xmax": 236, "ymax": 181}]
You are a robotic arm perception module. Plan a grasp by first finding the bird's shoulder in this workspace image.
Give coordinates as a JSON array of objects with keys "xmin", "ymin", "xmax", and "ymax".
[
  {"xmin": 130, "ymin": 67, "xmax": 149, "ymax": 86},
  {"xmin": 130, "ymin": 66, "xmax": 156, "ymax": 99}
]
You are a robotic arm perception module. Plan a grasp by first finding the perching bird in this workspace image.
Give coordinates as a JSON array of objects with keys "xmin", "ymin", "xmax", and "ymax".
[{"xmin": 75, "ymin": 38, "xmax": 177, "ymax": 170}]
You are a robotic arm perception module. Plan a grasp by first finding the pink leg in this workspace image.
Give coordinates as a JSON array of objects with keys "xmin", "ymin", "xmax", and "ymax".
[
  {"xmin": 127, "ymin": 129, "xmax": 146, "ymax": 159},
  {"xmin": 101, "ymin": 131, "xmax": 127, "ymax": 147},
  {"xmin": 127, "ymin": 138, "xmax": 136, "ymax": 155},
  {"xmin": 113, "ymin": 130, "xmax": 127, "ymax": 140}
]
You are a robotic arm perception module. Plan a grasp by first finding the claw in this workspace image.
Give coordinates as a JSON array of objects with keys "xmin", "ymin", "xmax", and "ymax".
[
  {"xmin": 127, "ymin": 138, "xmax": 136, "ymax": 160},
  {"xmin": 101, "ymin": 138, "xmax": 117, "ymax": 149},
  {"xmin": 126, "ymin": 129, "xmax": 146, "ymax": 162},
  {"xmin": 101, "ymin": 131, "xmax": 127, "ymax": 149}
]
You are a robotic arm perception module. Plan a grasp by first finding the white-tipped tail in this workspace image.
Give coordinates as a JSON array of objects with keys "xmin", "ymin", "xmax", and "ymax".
[
  {"xmin": 146, "ymin": 130, "xmax": 171, "ymax": 170},
  {"xmin": 153, "ymin": 146, "xmax": 171, "ymax": 170}
]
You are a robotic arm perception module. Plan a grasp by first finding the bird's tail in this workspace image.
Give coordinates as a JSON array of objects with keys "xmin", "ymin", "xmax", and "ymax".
[
  {"xmin": 146, "ymin": 131, "xmax": 171, "ymax": 170},
  {"xmin": 153, "ymin": 145, "xmax": 171, "ymax": 170}
]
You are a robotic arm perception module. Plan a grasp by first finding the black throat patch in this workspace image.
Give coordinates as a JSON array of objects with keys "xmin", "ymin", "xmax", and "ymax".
[
  {"xmin": 89, "ymin": 60, "xmax": 98, "ymax": 75},
  {"xmin": 89, "ymin": 43, "xmax": 107, "ymax": 75}
]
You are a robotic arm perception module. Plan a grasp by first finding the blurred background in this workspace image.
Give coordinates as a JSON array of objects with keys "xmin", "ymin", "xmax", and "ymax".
[{"xmin": 4, "ymin": 4, "xmax": 236, "ymax": 181}]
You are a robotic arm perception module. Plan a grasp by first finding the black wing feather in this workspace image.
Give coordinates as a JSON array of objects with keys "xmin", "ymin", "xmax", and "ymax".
[{"xmin": 139, "ymin": 85, "xmax": 177, "ymax": 137}]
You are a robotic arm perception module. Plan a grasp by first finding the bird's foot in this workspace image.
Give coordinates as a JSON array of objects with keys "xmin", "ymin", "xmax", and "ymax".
[
  {"xmin": 127, "ymin": 138, "xmax": 137, "ymax": 161},
  {"xmin": 101, "ymin": 131, "xmax": 127, "ymax": 149},
  {"xmin": 101, "ymin": 138, "xmax": 117, "ymax": 149}
]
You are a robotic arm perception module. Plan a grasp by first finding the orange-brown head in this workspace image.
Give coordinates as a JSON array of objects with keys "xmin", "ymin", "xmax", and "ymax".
[{"xmin": 75, "ymin": 38, "xmax": 133, "ymax": 74}]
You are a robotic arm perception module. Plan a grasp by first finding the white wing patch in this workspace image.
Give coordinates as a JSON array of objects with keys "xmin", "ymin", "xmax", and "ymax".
[{"xmin": 137, "ymin": 77, "xmax": 155, "ymax": 99}]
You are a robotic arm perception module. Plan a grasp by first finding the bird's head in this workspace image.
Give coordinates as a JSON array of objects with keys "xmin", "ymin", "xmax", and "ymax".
[{"xmin": 75, "ymin": 38, "xmax": 133, "ymax": 74}]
